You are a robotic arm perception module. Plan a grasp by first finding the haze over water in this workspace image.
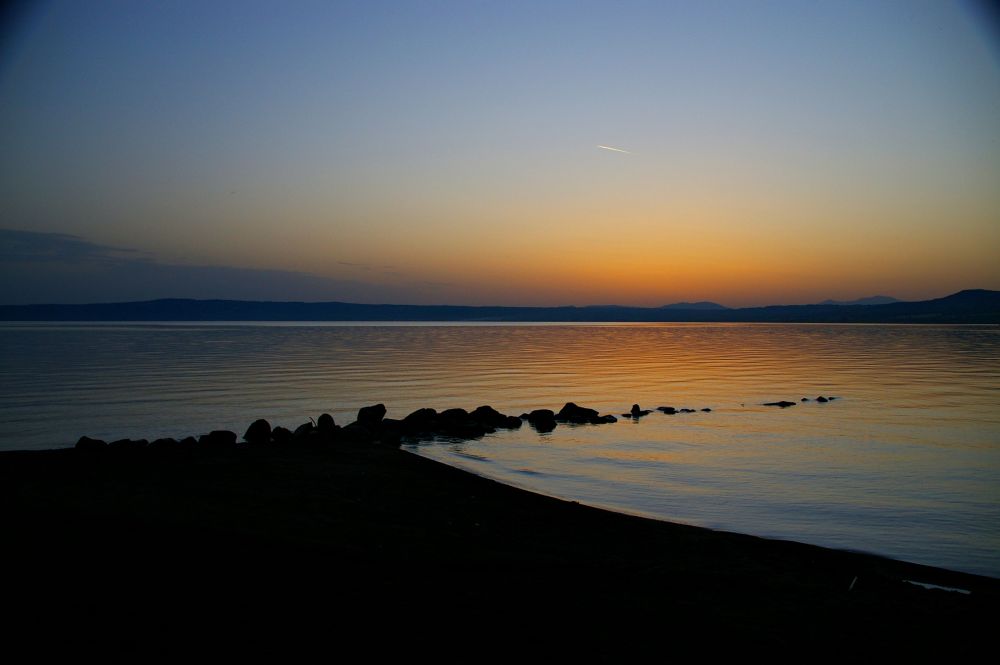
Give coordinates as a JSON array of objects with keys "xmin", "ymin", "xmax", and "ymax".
[{"xmin": 1, "ymin": 322, "xmax": 998, "ymax": 577}]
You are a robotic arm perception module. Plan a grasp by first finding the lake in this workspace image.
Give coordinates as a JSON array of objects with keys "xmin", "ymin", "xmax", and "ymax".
[{"xmin": 1, "ymin": 322, "xmax": 998, "ymax": 577}]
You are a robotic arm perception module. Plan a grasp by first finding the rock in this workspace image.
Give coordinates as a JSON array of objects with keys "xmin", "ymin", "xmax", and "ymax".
[
  {"xmin": 440, "ymin": 408, "xmax": 470, "ymax": 422},
  {"xmin": 357, "ymin": 404, "xmax": 387, "ymax": 429},
  {"xmin": 340, "ymin": 423, "xmax": 374, "ymax": 444},
  {"xmin": 470, "ymin": 405, "xmax": 511, "ymax": 427},
  {"xmin": 149, "ymin": 437, "xmax": 179, "ymax": 452},
  {"xmin": 680, "ymin": 408, "xmax": 696, "ymax": 413},
  {"xmin": 402, "ymin": 408, "xmax": 438, "ymax": 434},
  {"xmin": 526, "ymin": 409, "xmax": 557, "ymax": 432},
  {"xmin": 200, "ymin": 430, "xmax": 237, "ymax": 448},
  {"xmin": 244, "ymin": 419, "xmax": 272, "ymax": 445},
  {"xmin": 817, "ymin": 396, "xmax": 829, "ymax": 403},
  {"xmin": 317, "ymin": 413, "xmax": 336, "ymax": 432},
  {"xmin": 657, "ymin": 406, "xmax": 677, "ymax": 415},
  {"xmin": 178, "ymin": 436, "xmax": 198, "ymax": 450},
  {"xmin": 630, "ymin": 404, "xmax": 651, "ymax": 418},
  {"xmin": 75, "ymin": 436, "xmax": 107, "ymax": 452},
  {"xmin": 701, "ymin": 408, "xmax": 712, "ymax": 412},
  {"xmin": 109, "ymin": 438, "xmax": 148, "ymax": 452},
  {"xmin": 503, "ymin": 415, "xmax": 523, "ymax": 429},
  {"xmin": 293, "ymin": 422, "xmax": 315, "ymax": 439},
  {"xmin": 764, "ymin": 401, "xmax": 796, "ymax": 408},
  {"xmin": 556, "ymin": 402, "xmax": 600, "ymax": 423},
  {"xmin": 271, "ymin": 426, "xmax": 292, "ymax": 445},
  {"xmin": 801, "ymin": 398, "xmax": 810, "ymax": 402},
  {"xmin": 598, "ymin": 414, "xmax": 618, "ymax": 423}
]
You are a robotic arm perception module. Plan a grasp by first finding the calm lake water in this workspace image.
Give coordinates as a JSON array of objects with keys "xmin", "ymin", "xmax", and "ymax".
[{"xmin": 2, "ymin": 322, "xmax": 998, "ymax": 577}]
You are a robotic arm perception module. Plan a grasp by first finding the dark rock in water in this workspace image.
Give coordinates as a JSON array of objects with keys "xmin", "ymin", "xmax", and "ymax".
[
  {"xmin": 340, "ymin": 423, "xmax": 374, "ymax": 444},
  {"xmin": 680, "ymin": 408, "xmax": 696, "ymax": 414},
  {"xmin": 244, "ymin": 419, "xmax": 272, "ymax": 445},
  {"xmin": 503, "ymin": 415, "xmax": 523, "ymax": 429},
  {"xmin": 293, "ymin": 422, "xmax": 315, "ymax": 439},
  {"xmin": 471, "ymin": 405, "xmax": 511, "ymax": 427},
  {"xmin": 828, "ymin": 396, "xmax": 837, "ymax": 400},
  {"xmin": 527, "ymin": 409, "xmax": 557, "ymax": 432},
  {"xmin": 801, "ymin": 398, "xmax": 810, "ymax": 402},
  {"xmin": 317, "ymin": 413, "xmax": 336, "ymax": 432},
  {"xmin": 357, "ymin": 404, "xmax": 387, "ymax": 429},
  {"xmin": 556, "ymin": 402, "xmax": 600, "ymax": 423},
  {"xmin": 598, "ymin": 414, "xmax": 618, "ymax": 423},
  {"xmin": 149, "ymin": 437, "xmax": 179, "ymax": 452},
  {"xmin": 701, "ymin": 408, "xmax": 712, "ymax": 412},
  {"xmin": 271, "ymin": 426, "xmax": 292, "ymax": 445},
  {"xmin": 630, "ymin": 404, "xmax": 652, "ymax": 418},
  {"xmin": 315, "ymin": 414, "xmax": 340, "ymax": 443},
  {"xmin": 764, "ymin": 401, "xmax": 796, "ymax": 408},
  {"xmin": 657, "ymin": 406, "xmax": 677, "ymax": 415},
  {"xmin": 402, "ymin": 408, "xmax": 438, "ymax": 434},
  {"xmin": 519, "ymin": 413, "xmax": 530, "ymax": 420},
  {"xmin": 440, "ymin": 407, "xmax": 470, "ymax": 422},
  {"xmin": 75, "ymin": 436, "xmax": 107, "ymax": 452},
  {"xmin": 200, "ymin": 430, "xmax": 237, "ymax": 448},
  {"xmin": 110, "ymin": 438, "xmax": 148, "ymax": 452},
  {"xmin": 817, "ymin": 396, "xmax": 829, "ymax": 403},
  {"xmin": 178, "ymin": 436, "xmax": 198, "ymax": 450},
  {"xmin": 441, "ymin": 420, "xmax": 490, "ymax": 439}
]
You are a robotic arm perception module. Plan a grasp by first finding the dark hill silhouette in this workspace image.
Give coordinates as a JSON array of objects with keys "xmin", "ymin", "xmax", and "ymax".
[
  {"xmin": 0, "ymin": 290, "xmax": 997, "ymax": 323},
  {"xmin": 660, "ymin": 301, "xmax": 728, "ymax": 310},
  {"xmin": 818, "ymin": 295, "xmax": 899, "ymax": 306}
]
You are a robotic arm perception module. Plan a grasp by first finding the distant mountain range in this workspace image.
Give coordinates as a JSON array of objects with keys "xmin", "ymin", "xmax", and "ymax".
[
  {"xmin": 660, "ymin": 301, "xmax": 728, "ymax": 310},
  {"xmin": 817, "ymin": 295, "xmax": 899, "ymax": 306},
  {"xmin": 1, "ymin": 289, "xmax": 998, "ymax": 323}
]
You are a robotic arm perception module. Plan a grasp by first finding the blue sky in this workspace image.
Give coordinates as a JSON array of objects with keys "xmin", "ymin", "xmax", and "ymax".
[{"xmin": 1, "ymin": 1, "xmax": 998, "ymax": 305}]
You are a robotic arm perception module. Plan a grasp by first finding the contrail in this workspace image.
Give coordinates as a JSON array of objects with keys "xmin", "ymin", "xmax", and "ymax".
[{"xmin": 597, "ymin": 144, "xmax": 633, "ymax": 154}]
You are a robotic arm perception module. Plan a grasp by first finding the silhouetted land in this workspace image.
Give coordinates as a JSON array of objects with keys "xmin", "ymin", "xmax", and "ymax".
[
  {"xmin": 2, "ymin": 289, "xmax": 998, "ymax": 323},
  {"xmin": 4, "ymin": 443, "xmax": 997, "ymax": 658}
]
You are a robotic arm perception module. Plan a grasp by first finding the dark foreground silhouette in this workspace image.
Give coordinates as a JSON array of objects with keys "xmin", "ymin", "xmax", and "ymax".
[{"xmin": 5, "ymin": 430, "xmax": 997, "ymax": 659}]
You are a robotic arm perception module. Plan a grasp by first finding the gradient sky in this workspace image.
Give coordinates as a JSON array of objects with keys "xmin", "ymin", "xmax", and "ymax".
[{"xmin": 1, "ymin": 0, "xmax": 998, "ymax": 306}]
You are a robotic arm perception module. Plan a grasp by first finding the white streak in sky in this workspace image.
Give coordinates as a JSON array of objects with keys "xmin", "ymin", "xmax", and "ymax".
[{"xmin": 597, "ymin": 144, "xmax": 633, "ymax": 154}]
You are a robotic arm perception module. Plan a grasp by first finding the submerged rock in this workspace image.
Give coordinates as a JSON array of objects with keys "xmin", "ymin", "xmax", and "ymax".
[
  {"xmin": 764, "ymin": 401, "xmax": 796, "ymax": 408},
  {"xmin": 701, "ymin": 408, "xmax": 712, "ymax": 412},
  {"xmin": 657, "ymin": 406, "xmax": 677, "ymax": 415},
  {"xmin": 817, "ymin": 396, "xmax": 829, "ymax": 403}
]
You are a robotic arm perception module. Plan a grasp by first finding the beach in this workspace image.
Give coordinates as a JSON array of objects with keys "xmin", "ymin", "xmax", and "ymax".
[{"xmin": 4, "ymin": 440, "xmax": 996, "ymax": 658}]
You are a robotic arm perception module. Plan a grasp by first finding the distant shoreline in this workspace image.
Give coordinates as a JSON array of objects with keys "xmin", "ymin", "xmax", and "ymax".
[{"xmin": 1, "ymin": 288, "xmax": 998, "ymax": 323}]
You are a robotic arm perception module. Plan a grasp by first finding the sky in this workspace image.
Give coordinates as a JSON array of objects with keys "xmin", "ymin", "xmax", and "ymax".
[{"xmin": 1, "ymin": 0, "xmax": 998, "ymax": 307}]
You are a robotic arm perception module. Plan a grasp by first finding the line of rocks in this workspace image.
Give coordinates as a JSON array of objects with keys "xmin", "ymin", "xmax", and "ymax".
[
  {"xmin": 764, "ymin": 396, "xmax": 838, "ymax": 408},
  {"xmin": 73, "ymin": 401, "xmax": 624, "ymax": 453}
]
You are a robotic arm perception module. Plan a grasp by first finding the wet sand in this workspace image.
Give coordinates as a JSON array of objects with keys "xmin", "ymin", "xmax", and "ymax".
[{"xmin": 4, "ymin": 442, "xmax": 997, "ymax": 658}]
